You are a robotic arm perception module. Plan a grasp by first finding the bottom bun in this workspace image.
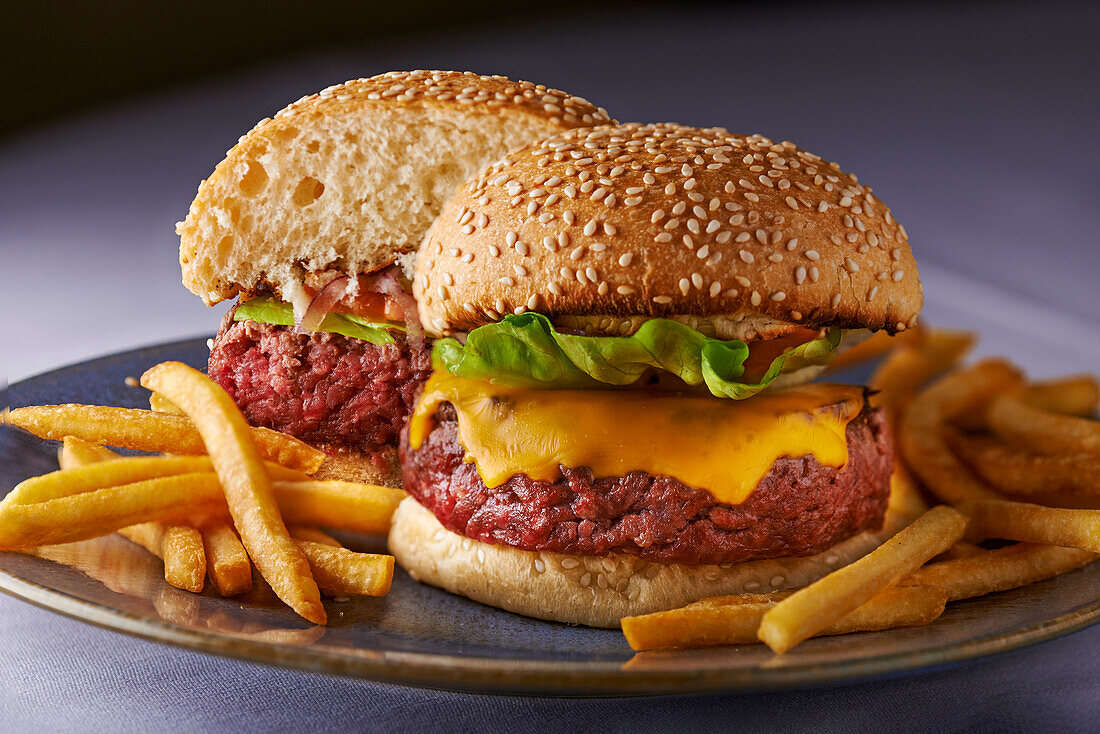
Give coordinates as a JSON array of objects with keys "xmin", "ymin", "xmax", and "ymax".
[
  {"xmin": 314, "ymin": 447, "xmax": 403, "ymax": 488},
  {"xmin": 388, "ymin": 496, "xmax": 911, "ymax": 628}
]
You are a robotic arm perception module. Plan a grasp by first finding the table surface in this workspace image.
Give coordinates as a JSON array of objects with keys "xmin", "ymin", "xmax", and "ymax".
[{"xmin": 2, "ymin": 2, "xmax": 1098, "ymax": 731}]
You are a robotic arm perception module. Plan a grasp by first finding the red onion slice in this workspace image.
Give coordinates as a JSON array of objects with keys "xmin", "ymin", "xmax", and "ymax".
[
  {"xmin": 363, "ymin": 267, "xmax": 425, "ymax": 350},
  {"xmin": 295, "ymin": 275, "xmax": 350, "ymax": 334}
]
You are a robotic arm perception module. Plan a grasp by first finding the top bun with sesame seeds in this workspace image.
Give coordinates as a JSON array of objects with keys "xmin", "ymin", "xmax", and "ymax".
[
  {"xmin": 178, "ymin": 70, "xmax": 613, "ymax": 309},
  {"xmin": 414, "ymin": 122, "xmax": 922, "ymax": 338}
]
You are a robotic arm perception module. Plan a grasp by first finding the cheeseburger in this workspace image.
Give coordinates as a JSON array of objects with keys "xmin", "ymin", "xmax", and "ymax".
[
  {"xmin": 390, "ymin": 123, "xmax": 923, "ymax": 626},
  {"xmin": 176, "ymin": 71, "xmax": 612, "ymax": 484}
]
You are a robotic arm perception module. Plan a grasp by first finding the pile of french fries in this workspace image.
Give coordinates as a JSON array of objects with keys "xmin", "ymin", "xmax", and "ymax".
[
  {"xmin": 622, "ymin": 327, "xmax": 1100, "ymax": 653},
  {"xmin": 3, "ymin": 361, "xmax": 405, "ymax": 625}
]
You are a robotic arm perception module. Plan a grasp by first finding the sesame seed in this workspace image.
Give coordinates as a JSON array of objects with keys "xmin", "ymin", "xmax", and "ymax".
[
  {"xmin": 845, "ymin": 257, "xmax": 860, "ymax": 272},
  {"xmin": 832, "ymin": 293, "xmax": 842, "ymax": 308},
  {"xmin": 654, "ymin": 295, "xmax": 672, "ymax": 304},
  {"xmin": 739, "ymin": 250, "xmax": 755, "ymax": 263},
  {"xmin": 616, "ymin": 285, "xmax": 635, "ymax": 295},
  {"xmin": 771, "ymin": 291, "xmax": 786, "ymax": 301},
  {"xmin": 751, "ymin": 291, "xmax": 762, "ymax": 306},
  {"xmin": 735, "ymin": 275, "xmax": 751, "ymax": 287},
  {"xmin": 499, "ymin": 276, "xmax": 514, "ymax": 286},
  {"xmin": 805, "ymin": 250, "xmax": 820, "ymax": 261},
  {"xmin": 678, "ymin": 278, "xmax": 691, "ymax": 295},
  {"xmin": 570, "ymin": 246, "xmax": 585, "ymax": 260},
  {"xmin": 893, "ymin": 269, "xmax": 905, "ymax": 281},
  {"xmin": 584, "ymin": 220, "xmax": 598, "ymax": 236},
  {"xmin": 619, "ymin": 253, "xmax": 633, "ymax": 266}
]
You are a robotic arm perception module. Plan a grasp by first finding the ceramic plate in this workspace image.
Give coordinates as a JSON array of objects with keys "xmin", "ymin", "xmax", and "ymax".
[{"xmin": 4, "ymin": 273, "xmax": 1099, "ymax": 695}]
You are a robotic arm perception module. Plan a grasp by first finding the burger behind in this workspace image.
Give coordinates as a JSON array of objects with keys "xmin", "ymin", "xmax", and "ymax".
[
  {"xmin": 390, "ymin": 123, "xmax": 923, "ymax": 627},
  {"xmin": 176, "ymin": 71, "xmax": 612, "ymax": 486}
]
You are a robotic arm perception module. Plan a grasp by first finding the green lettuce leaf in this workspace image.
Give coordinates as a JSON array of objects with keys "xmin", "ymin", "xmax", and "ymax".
[
  {"xmin": 233, "ymin": 296, "xmax": 403, "ymax": 345},
  {"xmin": 434, "ymin": 313, "xmax": 841, "ymax": 399}
]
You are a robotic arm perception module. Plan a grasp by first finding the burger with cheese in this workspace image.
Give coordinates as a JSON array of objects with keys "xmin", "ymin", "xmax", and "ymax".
[
  {"xmin": 176, "ymin": 71, "xmax": 612, "ymax": 485},
  {"xmin": 389, "ymin": 123, "xmax": 923, "ymax": 626}
]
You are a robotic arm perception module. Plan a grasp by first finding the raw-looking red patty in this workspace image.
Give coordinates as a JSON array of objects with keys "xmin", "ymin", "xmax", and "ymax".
[
  {"xmin": 208, "ymin": 308, "xmax": 431, "ymax": 456},
  {"xmin": 400, "ymin": 404, "xmax": 893, "ymax": 565}
]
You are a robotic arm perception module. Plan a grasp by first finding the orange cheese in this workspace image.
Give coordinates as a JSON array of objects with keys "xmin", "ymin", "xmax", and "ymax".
[{"xmin": 408, "ymin": 371, "xmax": 865, "ymax": 505}]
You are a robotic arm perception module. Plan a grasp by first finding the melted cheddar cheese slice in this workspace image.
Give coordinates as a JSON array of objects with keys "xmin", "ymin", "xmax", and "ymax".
[{"xmin": 408, "ymin": 371, "xmax": 865, "ymax": 505}]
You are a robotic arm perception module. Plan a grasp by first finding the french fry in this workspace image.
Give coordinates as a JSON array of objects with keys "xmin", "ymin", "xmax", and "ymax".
[
  {"xmin": 757, "ymin": 505, "xmax": 967, "ymax": 654},
  {"xmin": 140, "ymin": 362, "xmax": 325, "ymax": 625},
  {"xmin": 963, "ymin": 500, "xmax": 1100, "ymax": 552},
  {"xmin": 3, "ymin": 457, "xmax": 212, "ymax": 508},
  {"xmin": 117, "ymin": 521, "xmax": 164, "ymax": 555},
  {"xmin": 118, "ymin": 522, "xmax": 206, "ymax": 593},
  {"xmin": 161, "ymin": 525, "xmax": 206, "ymax": 593},
  {"xmin": 0, "ymin": 473, "xmax": 225, "ymax": 549},
  {"xmin": 294, "ymin": 540, "xmax": 394, "ymax": 597},
  {"xmin": 149, "ymin": 392, "xmax": 185, "ymax": 415},
  {"xmin": 3, "ymin": 457, "xmax": 309, "ymax": 508},
  {"xmin": 288, "ymin": 526, "xmax": 342, "ymax": 547},
  {"xmin": 4, "ymin": 461, "xmax": 398, "ymax": 542},
  {"xmin": 899, "ymin": 360, "xmax": 1022, "ymax": 505},
  {"xmin": 901, "ymin": 542, "xmax": 1096, "ymax": 600},
  {"xmin": 933, "ymin": 540, "xmax": 984, "ymax": 562},
  {"xmin": 870, "ymin": 328, "xmax": 976, "ymax": 423},
  {"xmin": 9, "ymin": 404, "xmax": 324, "ymax": 473},
  {"xmin": 987, "ymin": 392, "xmax": 1100, "ymax": 456},
  {"xmin": 887, "ymin": 465, "xmax": 929, "ymax": 521},
  {"xmin": 59, "ymin": 436, "xmax": 119, "ymax": 469},
  {"xmin": 199, "ymin": 521, "xmax": 253, "ymax": 596},
  {"xmin": 825, "ymin": 329, "xmax": 916, "ymax": 373},
  {"xmin": 274, "ymin": 481, "xmax": 405, "ymax": 536},
  {"xmin": 947, "ymin": 428, "xmax": 1100, "ymax": 496},
  {"xmin": 1022, "ymin": 376, "xmax": 1100, "ymax": 417},
  {"xmin": 621, "ymin": 586, "xmax": 946, "ymax": 651}
]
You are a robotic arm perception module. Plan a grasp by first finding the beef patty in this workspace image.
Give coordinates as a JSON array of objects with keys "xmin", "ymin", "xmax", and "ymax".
[
  {"xmin": 208, "ymin": 308, "xmax": 431, "ymax": 458},
  {"xmin": 400, "ymin": 403, "xmax": 893, "ymax": 565}
]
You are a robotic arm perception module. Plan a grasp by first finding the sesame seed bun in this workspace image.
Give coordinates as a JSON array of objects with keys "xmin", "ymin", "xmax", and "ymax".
[
  {"xmin": 388, "ymin": 496, "xmax": 910, "ymax": 628},
  {"xmin": 414, "ymin": 123, "xmax": 922, "ymax": 337},
  {"xmin": 178, "ymin": 70, "xmax": 612, "ymax": 308}
]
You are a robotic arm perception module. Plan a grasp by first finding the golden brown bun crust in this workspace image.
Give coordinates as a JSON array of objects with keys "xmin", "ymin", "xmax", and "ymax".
[
  {"xmin": 388, "ymin": 497, "xmax": 909, "ymax": 628},
  {"xmin": 415, "ymin": 123, "xmax": 922, "ymax": 336},
  {"xmin": 314, "ymin": 448, "xmax": 402, "ymax": 488},
  {"xmin": 179, "ymin": 71, "xmax": 612, "ymax": 307}
]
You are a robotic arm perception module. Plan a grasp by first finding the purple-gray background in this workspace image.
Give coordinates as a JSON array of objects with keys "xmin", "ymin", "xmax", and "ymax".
[{"xmin": 2, "ymin": 2, "xmax": 1098, "ymax": 731}]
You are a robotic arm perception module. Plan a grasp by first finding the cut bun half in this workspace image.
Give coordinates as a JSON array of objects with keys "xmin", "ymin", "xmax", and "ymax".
[{"xmin": 178, "ymin": 70, "xmax": 613, "ymax": 309}]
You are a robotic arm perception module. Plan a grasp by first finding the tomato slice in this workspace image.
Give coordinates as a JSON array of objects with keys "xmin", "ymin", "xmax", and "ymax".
[{"xmin": 740, "ymin": 327, "xmax": 823, "ymax": 382}]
